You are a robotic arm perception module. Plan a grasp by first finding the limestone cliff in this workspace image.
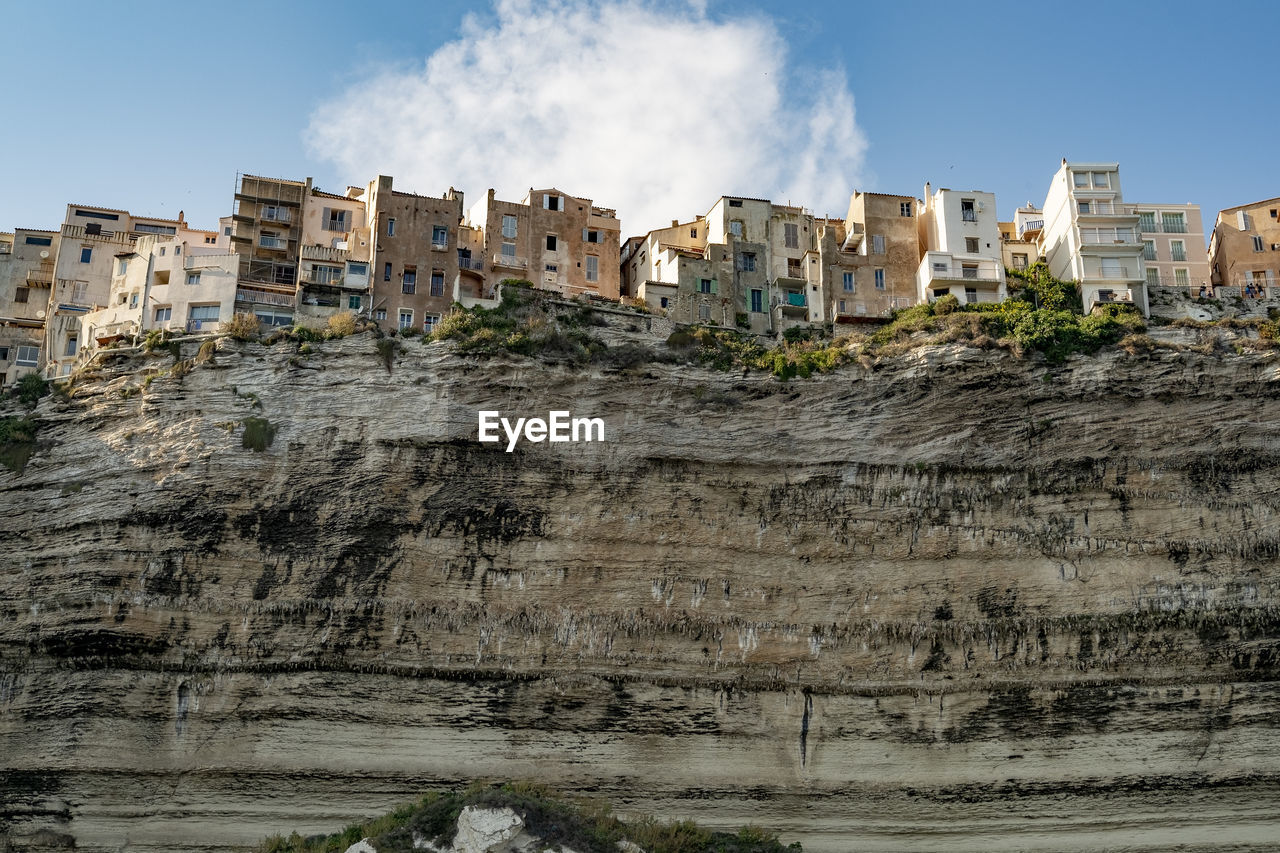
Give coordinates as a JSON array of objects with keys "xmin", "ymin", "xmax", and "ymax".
[{"xmin": 2, "ymin": 329, "xmax": 1280, "ymax": 851}]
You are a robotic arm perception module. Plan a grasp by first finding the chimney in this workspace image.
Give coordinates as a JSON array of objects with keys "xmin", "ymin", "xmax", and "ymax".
[{"xmin": 672, "ymin": 219, "xmax": 678, "ymax": 227}]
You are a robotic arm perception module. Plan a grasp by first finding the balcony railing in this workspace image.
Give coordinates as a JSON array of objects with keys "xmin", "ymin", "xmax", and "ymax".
[
  {"xmin": 25, "ymin": 268, "xmax": 54, "ymax": 287},
  {"xmin": 1084, "ymin": 266, "xmax": 1136, "ymax": 281},
  {"xmin": 260, "ymin": 209, "xmax": 292, "ymax": 224},
  {"xmin": 236, "ymin": 287, "xmax": 295, "ymax": 307},
  {"xmin": 1089, "ymin": 289, "xmax": 1134, "ymax": 310},
  {"xmin": 301, "ymin": 244, "xmax": 348, "ymax": 262},
  {"xmin": 61, "ymin": 223, "xmax": 133, "ymax": 245},
  {"xmin": 301, "ymin": 270, "xmax": 344, "ymax": 287},
  {"xmin": 1077, "ymin": 202, "xmax": 1137, "ymax": 217},
  {"xmin": 186, "ymin": 319, "xmax": 221, "ymax": 333},
  {"xmin": 493, "ymin": 253, "xmax": 528, "ymax": 269},
  {"xmin": 258, "ymin": 235, "xmax": 290, "ymax": 250},
  {"xmin": 1137, "ymin": 220, "xmax": 1188, "ymax": 234},
  {"xmin": 928, "ymin": 265, "xmax": 1002, "ymax": 282},
  {"xmin": 960, "ymin": 210, "xmax": 977, "ymax": 222},
  {"xmin": 1080, "ymin": 227, "xmax": 1139, "ymax": 244},
  {"xmin": 1145, "ymin": 274, "xmax": 1193, "ymax": 288},
  {"xmin": 458, "ymin": 256, "xmax": 484, "ymax": 271},
  {"xmin": 1017, "ymin": 219, "xmax": 1044, "ymax": 239}
]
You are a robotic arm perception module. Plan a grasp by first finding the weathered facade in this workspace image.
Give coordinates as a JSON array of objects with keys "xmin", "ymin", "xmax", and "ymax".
[
  {"xmin": 827, "ymin": 191, "xmax": 920, "ymax": 322},
  {"xmin": 229, "ymin": 175, "xmax": 306, "ymax": 329},
  {"xmin": 916, "ymin": 185, "xmax": 1007, "ymax": 305},
  {"xmin": 1208, "ymin": 197, "xmax": 1280, "ymax": 295},
  {"xmin": 367, "ymin": 176, "xmax": 464, "ymax": 334},
  {"xmin": 296, "ymin": 185, "xmax": 372, "ymax": 326},
  {"xmin": 0, "ymin": 228, "xmax": 57, "ymax": 386}
]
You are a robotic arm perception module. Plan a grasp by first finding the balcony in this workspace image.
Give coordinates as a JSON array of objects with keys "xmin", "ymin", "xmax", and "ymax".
[
  {"xmin": 927, "ymin": 264, "xmax": 1002, "ymax": 282},
  {"xmin": 25, "ymin": 268, "xmax": 54, "ymax": 287},
  {"xmin": 774, "ymin": 291, "xmax": 808, "ymax": 316},
  {"xmin": 1136, "ymin": 219, "xmax": 1188, "ymax": 234},
  {"xmin": 1088, "ymin": 289, "xmax": 1134, "ymax": 312},
  {"xmin": 1076, "ymin": 202, "xmax": 1137, "ymax": 218},
  {"xmin": 236, "ymin": 287, "xmax": 295, "ymax": 307},
  {"xmin": 840, "ymin": 222, "xmax": 865, "ymax": 251},
  {"xmin": 301, "ymin": 270, "xmax": 344, "ymax": 288},
  {"xmin": 774, "ymin": 271, "xmax": 807, "ymax": 287},
  {"xmin": 1083, "ymin": 266, "xmax": 1138, "ymax": 281},
  {"xmin": 186, "ymin": 319, "xmax": 221, "ymax": 333},
  {"xmin": 458, "ymin": 256, "xmax": 484, "ymax": 272},
  {"xmin": 493, "ymin": 253, "xmax": 528, "ymax": 269},
  {"xmin": 260, "ymin": 209, "xmax": 292, "ymax": 224},
  {"xmin": 1017, "ymin": 219, "xmax": 1044, "ymax": 239},
  {"xmin": 258, "ymin": 235, "xmax": 290, "ymax": 251},
  {"xmin": 1080, "ymin": 227, "xmax": 1140, "ymax": 245},
  {"xmin": 301, "ymin": 244, "xmax": 348, "ymax": 262},
  {"xmin": 184, "ymin": 253, "xmax": 237, "ymax": 271},
  {"xmin": 61, "ymin": 223, "xmax": 133, "ymax": 245}
]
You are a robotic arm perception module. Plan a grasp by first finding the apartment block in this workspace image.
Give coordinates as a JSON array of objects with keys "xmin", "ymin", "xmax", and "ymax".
[
  {"xmin": 80, "ymin": 229, "xmax": 237, "ymax": 356},
  {"xmin": 1208, "ymin": 198, "xmax": 1280, "ymax": 294},
  {"xmin": 998, "ymin": 205, "xmax": 1044, "ymax": 274},
  {"xmin": 44, "ymin": 205, "xmax": 192, "ymax": 376},
  {"xmin": 1038, "ymin": 160, "xmax": 1149, "ymax": 316},
  {"xmin": 0, "ymin": 228, "xmax": 59, "ymax": 386},
  {"xmin": 826, "ymin": 191, "xmax": 920, "ymax": 322},
  {"xmin": 367, "ymin": 176, "xmax": 464, "ymax": 334},
  {"xmin": 296, "ymin": 184, "xmax": 372, "ymax": 325},
  {"xmin": 916, "ymin": 184, "xmax": 1007, "ymax": 305},
  {"xmin": 229, "ymin": 174, "xmax": 305, "ymax": 329},
  {"xmin": 467, "ymin": 187, "xmax": 620, "ymax": 303},
  {"xmin": 1128, "ymin": 203, "xmax": 1209, "ymax": 293}
]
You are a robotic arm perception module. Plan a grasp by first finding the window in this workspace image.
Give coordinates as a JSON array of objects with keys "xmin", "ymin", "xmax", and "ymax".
[
  {"xmin": 690, "ymin": 227, "xmax": 697, "ymax": 238},
  {"xmin": 133, "ymin": 223, "xmax": 175, "ymax": 235},
  {"xmin": 1138, "ymin": 211, "xmax": 1156, "ymax": 232},
  {"xmin": 24, "ymin": 235, "xmax": 52, "ymax": 246},
  {"xmin": 72, "ymin": 281, "xmax": 87, "ymax": 302},
  {"xmin": 1146, "ymin": 268, "xmax": 1160, "ymax": 286},
  {"xmin": 1012, "ymin": 253, "xmax": 1028, "ymax": 270},
  {"xmin": 224, "ymin": 226, "xmax": 232, "ymax": 236},
  {"xmin": 384, "ymin": 263, "xmax": 392, "ymax": 281},
  {"xmin": 174, "ymin": 245, "xmax": 180, "ymax": 256},
  {"xmin": 546, "ymin": 235, "xmax": 557, "ymax": 251},
  {"xmin": 154, "ymin": 306, "xmax": 172, "ymax": 322},
  {"xmin": 348, "ymin": 295, "xmax": 361, "ymax": 310},
  {"xmin": 16, "ymin": 346, "xmax": 39, "ymax": 367},
  {"xmin": 14, "ymin": 287, "xmax": 28, "ymax": 304},
  {"xmin": 698, "ymin": 303, "xmax": 710, "ymax": 321},
  {"xmin": 872, "ymin": 234, "xmax": 885, "ymax": 254},
  {"xmin": 698, "ymin": 278, "xmax": 713, "ymax": 294},
  {"xmin": 432, "ymin": 225, "xmax": 448, "ymax": 249},
  {"xmin": 543, "ymin": 194, "xmax": 562, "ymax": 211},
  {"xmin": 1078, "ymin": 201, "xmax": 1091, "ymax": 214},
  {"xmin": 399, "ymin": 309, "xmax": 413, "ymax": 329},
  {"xmin": 965, "ymin": 237, "xmax": 979, "ymax": 253},
  {"xmin": 586, "ymin": 256, "xmax": 599, "ymax": 283},
  {"xmin": 186, "ymin": 272, "xmax": 200, "ymax": 285},
  {"xmin": 787, "ymin": 258, "xmax": 803, "ymax": 278},
  {"xmin": 402, "ymin": 266, "xmax": 417, "ymax": 294},
  {"xmin": 118, "ymin": 259, "xmax": 129, "ymax": 276},
  {"xmin": 1092, "ymin": 172, "xmax": 1109, "ymax": 188},
  {"xmin": 963, "ymin": 287, "xmax": 977, "ymax": 304},
  {"xmin": 659, "ymin": 296, "xmax": 669, "ymax": 309},
  {"xmin": 1175, "ymin": 268, "xmax": 1190, "ymax": 287},
  {"xmin": 737, "ymin": 252, "xmax": 756, "ymax": 272},
  {"xmin": 750, "ymin": 288, "xmax": 763, "ymax": 312},
  {"xmin": 784, "ymin": 223, "xmax": 799, "ymax": 249},
  {"xmin": 583, "ymin": 229, "xmax": 601, "ymax": 243},
  {"xmin": 1170, "ymin": 240, "xmax": 1186, "ymax": 262},
  {"xmin": 546, "ymin": 263, "xmax": 558, "ymax": 273},
  {"xmin": 501, "ymin": 241, "xmax": 516, "ymax": 258},
  {"xmin": 374, "ymin": 309, "xmax": 387, "ymax": 321},
  {"xmin": 961, "ymin": 199, "xmax": 976, "ymax": 222},
  {"xmin": 1101, "ymin": 257, "xmax": 1122, "ymax": 277},
  {"xmin": 1143, "ymin": 241, "xmax": 1157, "ymax": 261},
  {"xmin": 205, "ymin": 236, "xmax": 216, "ymax": 244},
  {"xmin": 423, "ymin": 314, "xmax": 441, "ymax": 334},
  {"xmin": 80, "ymin": 247, "xmax": 92, "ymax": 263},
  {"xmin": 900, "ymin": 202, "xmax": 912, "ymax": 217},
  {"xmin": 1254, "ymin": 235, "xmax": 1265, "ymax": 252},
  {"xmin": 1162, "ymin": 212, "xmax": 1186, "ymax": 233},
  {"xmin": 0, "ymin": 348, "xmax": 7, "ymax": 361},
  {"xmin": 189, "ymin": 305, "xmax": 219, "ymax": 320},
  {"xmin": 324, "ymin": 208, "xmax": 348, "ymax": 232},
  {"xmin": 1074, "ymin": 172, "xmax": 1089, "ymax": 188},
  {"xmin": 838, "ymin": 299, "xmax": 846, "ymax": 313},
  {"xmin": 843, "ymin": 271, "xmax": 854, "ymax": 291},
  {"xmin": 129, "ymin": 292, "xmax": 139, "ymax": 308},
  {"xmin": 961, "ymin": 264, "xmax": 979, "ymax": 279},
  {"xmin": 387, "ymin": 218, "xmax": 396, "ymax": 236},
  {"xmin": 728, "ymin": 199, "xmax": 743, "ymax": 208},
  {"xmin": 502, "ymin": 215, "xmax": 517, "ymax": 239},
  {"xmin": 348, "ymin": 262, "xmax": 367, "ymax": 277},
  {"xmin": 729, "ymin": 220, "xmax": 743, "ymax": 238},
  {"xmin": 430, "ymin": 270, "xmax": 444, "ymax": 296},
  {"xmin": 159, "ymin": 247, "xmax": 166, "ymax": 256},
  {"xmin": 874, "ymin": 268, "xmax": 885, "ymax": 289}
]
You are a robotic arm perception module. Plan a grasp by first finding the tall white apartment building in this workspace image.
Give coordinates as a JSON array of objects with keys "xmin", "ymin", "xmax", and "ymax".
[{"xmin": 916, "ymin": 184, "xmax": 1007, "ymax": 305}]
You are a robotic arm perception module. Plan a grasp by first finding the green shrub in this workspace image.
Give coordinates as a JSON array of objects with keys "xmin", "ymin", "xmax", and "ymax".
[
  {"xmin": 14, "ymin": 373, "xmax": 48, "ymax": 407},
  {"xmin": 241, "ymin": 417, "xmax": 276, "ymax": 452},
  {"xmin": 143, "ymin": 329, "xmax": 167, "ymax": 352},
  {"xmin": 736, "ymin": 312, "xmax": 750, "ymax": 329},
  {"xmin": 290, "ymin": 325, "xmax": 323, "ymax": 343},
  {"xmin": 0, "ymin": 416, "xmax": 37, "ymax": 473}
]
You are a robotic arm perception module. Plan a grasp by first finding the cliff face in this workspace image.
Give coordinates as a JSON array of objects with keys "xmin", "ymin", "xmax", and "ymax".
[{"xmin": 3, "ymin": 333, "xmax": 1280, "ymax": 851}]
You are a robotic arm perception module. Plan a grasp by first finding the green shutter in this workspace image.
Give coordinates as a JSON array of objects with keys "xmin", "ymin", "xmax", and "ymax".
[{"xmin": 710, "ymin": 279, "xmax": 718, "ymax": 294}]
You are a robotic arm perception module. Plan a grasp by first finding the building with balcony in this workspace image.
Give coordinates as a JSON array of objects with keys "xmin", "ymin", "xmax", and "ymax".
[
  {"xmin": 1128, "ymin": 203, "xmax": 1209, "ymax": 293},
  {"xmin": 79, "ymin": 230, "xmax": 240, "ymax": 360},
  {"xmin": 296, "ymin": 184, "xmax": 372, "ymax": 324},
  {"xmin": 43, "ymin": 204, "xmax": 194, "ymax": 377},
  {"xmin": 824, "ymin": 191, "xmax": 920, "ymax": 323},
  {"xmin": 228, "ymin": 174, "xmax": 306, "ymax": 325},
  {"xmin": 998, "ymin": 205, "xmax": 1043, "ymax": 274},
  {"xmin": 916, "ymin": 185, "xmax": 1007, "ymax": 305},
  {"xmin": 0, "ymin": 228, "xmax": 59, "ymax": 386},
  {"xmin": 367, "ymin": 175, "xmax": 464, "ymax": 334},
  {"xmin": 465, "ymin": 186, "xmax": 621, "ymax": 306},
  {"xmin": 1038, "ymin": 160, "xmax": 1149, "ymax": 316},
  {"xmin": 1208, "ymin": 197, "xmax": 1280, "ymax": 295}
]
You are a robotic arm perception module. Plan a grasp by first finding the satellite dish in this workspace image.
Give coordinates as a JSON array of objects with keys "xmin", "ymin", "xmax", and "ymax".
[
  {"xmin": 36, "ymin": 310, "xmax": 46, "ymax": 319},
  {"xmin": 40, "ymin": 250, "xmax": 49, "ymax": 259}
]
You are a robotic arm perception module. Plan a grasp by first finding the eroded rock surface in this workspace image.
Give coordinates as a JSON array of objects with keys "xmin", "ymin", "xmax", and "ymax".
[{"xmin": 2, "ymin": 334, "xmax": 1280, "ymax": 851}]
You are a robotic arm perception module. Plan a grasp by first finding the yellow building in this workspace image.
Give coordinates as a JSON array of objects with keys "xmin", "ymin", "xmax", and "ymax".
[{"xmin": 1208, "ymin": 197, "xmax": 1280, "ymax": 295}]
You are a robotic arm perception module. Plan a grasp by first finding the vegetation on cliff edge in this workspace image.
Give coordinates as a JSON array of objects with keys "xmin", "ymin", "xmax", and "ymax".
[{"xmin": 258, "ymin": 781, "xmax": 800, "ymax": 853}]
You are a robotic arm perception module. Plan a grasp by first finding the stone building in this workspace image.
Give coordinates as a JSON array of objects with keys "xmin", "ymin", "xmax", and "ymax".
[
  {"xmin": 0, "ymin": 228, "xmax": 59, "ymax": 386},
  {"xmin": 296, "ymin": 184, "xmax": 372, "ymax": 325},
  {"xmin": 1208, "ymin": 197, "xmax": 1280, "ymax": 295},
  {"xmin": 826, "ymin": 191, "xmax": 921, "ymax": 323},
  {"xmin": 367, "ymin": 176, "xmax": 464, "ymax": 334},
  {"xmin": 229, "ymin": 174, "xmax": 306, "ymax": 329},
  {"xmin": 465, "ymin": 187, "xmax": 620, "ymax": 303}
]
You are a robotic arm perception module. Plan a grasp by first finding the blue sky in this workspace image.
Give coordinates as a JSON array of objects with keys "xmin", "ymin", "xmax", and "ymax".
[{"xmin": 1, "ymin": 0, "xmax": 1273, "ymax": 243}]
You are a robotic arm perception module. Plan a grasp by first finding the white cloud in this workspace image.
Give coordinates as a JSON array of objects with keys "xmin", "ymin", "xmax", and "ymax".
[{"xmin": 306, "ymin": 0, "xmax": 866, "ymax": 236}]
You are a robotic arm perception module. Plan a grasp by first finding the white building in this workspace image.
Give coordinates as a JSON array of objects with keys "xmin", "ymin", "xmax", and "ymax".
[
  {"xmin": 1039, "ymin": 160, "xmax": 1149, "ymax": 316},
  {"xmin": 916, "ymin": 184, "xmax": 1007, "ymax": 305}
]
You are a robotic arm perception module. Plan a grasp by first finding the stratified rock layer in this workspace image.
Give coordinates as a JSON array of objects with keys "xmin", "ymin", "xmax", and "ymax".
[{"xmin": 3, "ymin": 334, "xmax": 1280, "ymax": 851}]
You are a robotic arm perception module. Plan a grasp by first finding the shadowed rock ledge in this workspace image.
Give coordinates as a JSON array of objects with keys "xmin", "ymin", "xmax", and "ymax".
[{"xmin": 2, "ymin": 334, "xmax": 1279, "ymax": 851}]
